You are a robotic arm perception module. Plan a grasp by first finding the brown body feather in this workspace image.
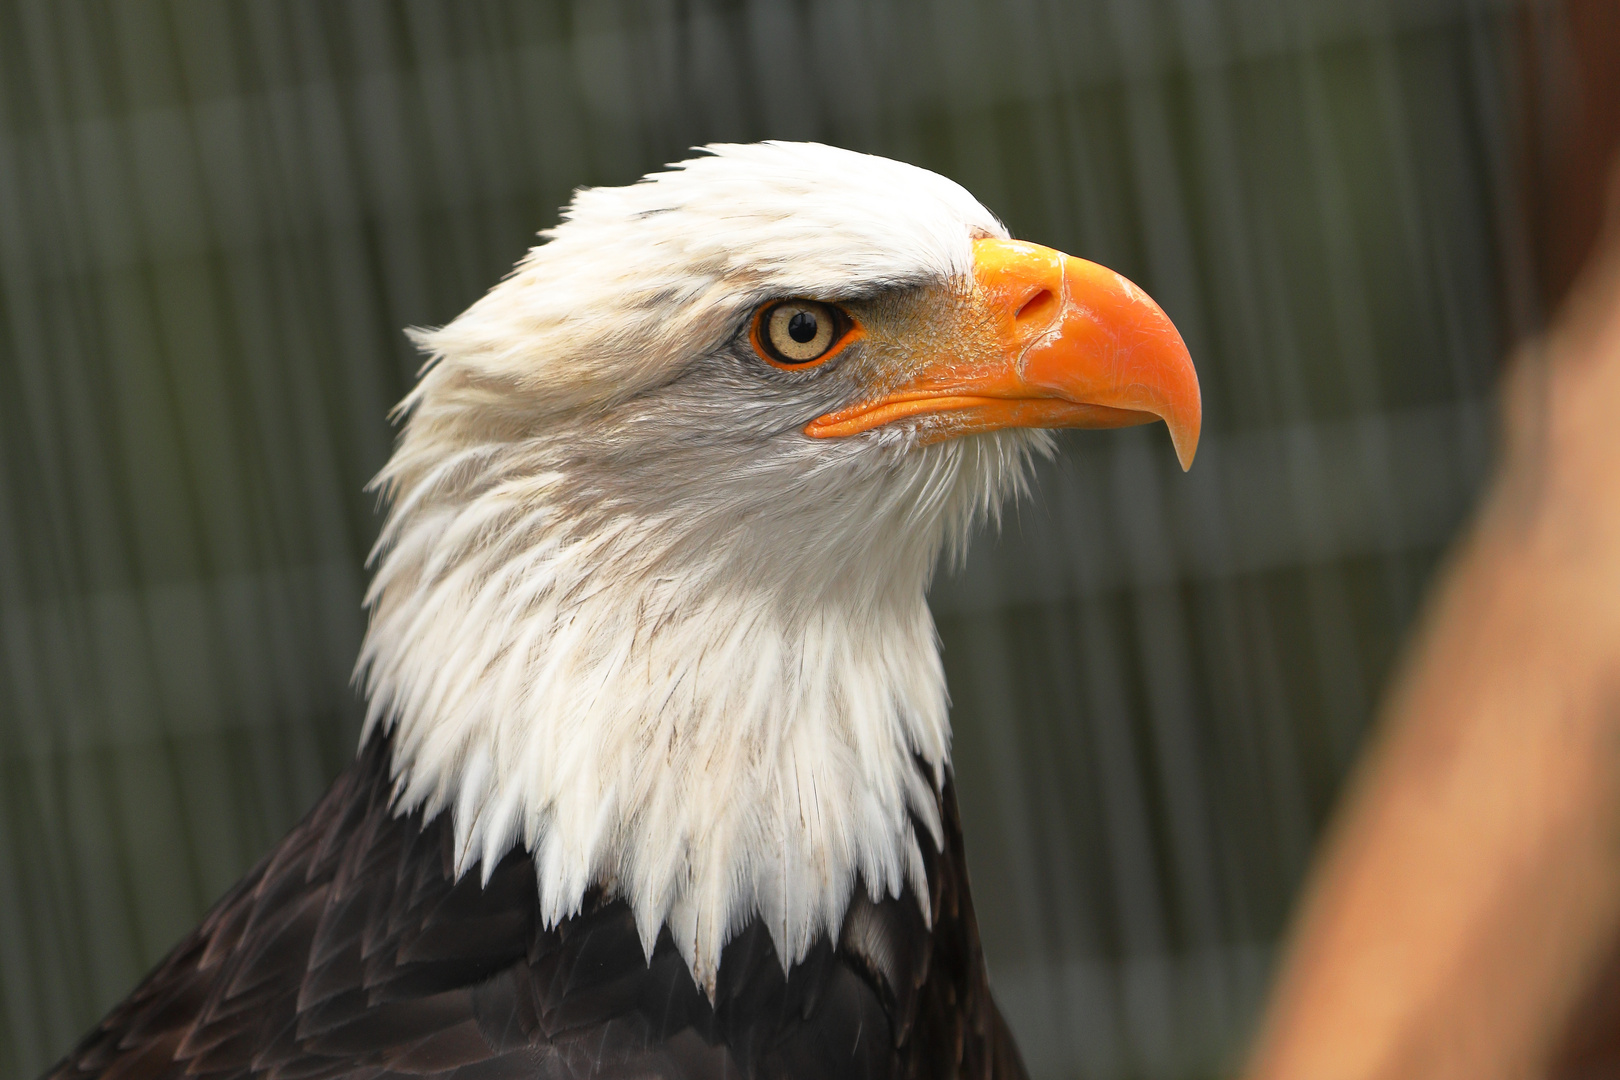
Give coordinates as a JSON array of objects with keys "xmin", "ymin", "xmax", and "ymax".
[{"xmin": 45, "ymin": 735, "xmax": 1026, "ymax": 1080}]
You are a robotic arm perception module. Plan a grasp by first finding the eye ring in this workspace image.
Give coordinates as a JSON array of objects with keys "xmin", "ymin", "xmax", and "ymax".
[{"xmin": 750, "ymin": 300, "xmax": 861, "ymax": 369}]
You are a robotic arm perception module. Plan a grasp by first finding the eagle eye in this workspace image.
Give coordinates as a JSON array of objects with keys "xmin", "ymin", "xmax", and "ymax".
[{"xmin": 751, "ymin": 300, "xmax": 859, "ymax": 369}]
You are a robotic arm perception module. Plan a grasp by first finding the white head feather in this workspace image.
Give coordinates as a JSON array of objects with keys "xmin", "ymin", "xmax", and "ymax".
[{"xmin": 356, "ymin": 142, "xmax": 1045, "ymax": 992}]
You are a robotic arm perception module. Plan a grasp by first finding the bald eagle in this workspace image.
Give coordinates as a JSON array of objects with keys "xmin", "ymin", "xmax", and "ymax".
[{"xmin": 46, "ymin": 143, "xmax": 1198, "ymax": 1080}]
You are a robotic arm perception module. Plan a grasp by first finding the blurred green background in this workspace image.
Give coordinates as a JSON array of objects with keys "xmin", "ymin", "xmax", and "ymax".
[{"xmin": 0, "ymin": 1, "xmax": 1543, "ymax": 1076}]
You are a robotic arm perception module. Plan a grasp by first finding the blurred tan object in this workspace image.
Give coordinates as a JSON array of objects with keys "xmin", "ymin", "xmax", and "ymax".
[
  {"xmin": 1243, "ymin": 6, "xmax": 1620, "ymax": 1073},
  {"xmin": 1245, "ymin": 159, "xmax": 1620, "ymax": 1079}
]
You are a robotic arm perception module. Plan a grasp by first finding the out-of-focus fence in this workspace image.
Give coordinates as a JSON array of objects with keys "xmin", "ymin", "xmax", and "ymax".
[{"xmin": 0, "ymin": 2, "xmax": 1535, "ymax": 1076}]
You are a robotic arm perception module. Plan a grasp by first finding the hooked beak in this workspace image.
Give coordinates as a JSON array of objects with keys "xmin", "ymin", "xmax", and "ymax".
[{"xmin": 804, "ymin": 238, "xmax": 1202, "ymax": 470}]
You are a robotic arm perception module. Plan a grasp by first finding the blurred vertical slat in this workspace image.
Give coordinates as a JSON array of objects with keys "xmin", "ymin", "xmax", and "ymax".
[{"xmin": 0, "ymin": 2, "xmax": 1530, "ymax": 1077}]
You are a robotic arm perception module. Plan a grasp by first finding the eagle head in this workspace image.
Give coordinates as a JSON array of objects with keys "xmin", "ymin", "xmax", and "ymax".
[{"xmin": 356, "ymin": 141, "xmax": 1198, "ymax": 990}]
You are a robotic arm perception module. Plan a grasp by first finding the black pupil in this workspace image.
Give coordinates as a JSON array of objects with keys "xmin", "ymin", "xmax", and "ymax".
[{"xmin": 787, "ymin": 310, "xmax": 819, "ymax": 344}]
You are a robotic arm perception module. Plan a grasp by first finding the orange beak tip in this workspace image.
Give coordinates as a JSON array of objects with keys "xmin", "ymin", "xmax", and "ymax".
[
  {"xmin": 1168, "ymin": 386, "xmax": 1201, "ymax": 472},
  {"xmin": 1174, "ymin": 427, "xmax": 1199, "ymax": 472}
]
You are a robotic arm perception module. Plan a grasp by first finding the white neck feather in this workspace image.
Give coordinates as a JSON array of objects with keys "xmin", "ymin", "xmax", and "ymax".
[{"xmin": 356, "ymin": 405, "xmax": 1034, "ymax": 992}]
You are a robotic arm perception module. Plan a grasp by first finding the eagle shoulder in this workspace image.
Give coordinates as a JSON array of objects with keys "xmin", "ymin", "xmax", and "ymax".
[{"xmin": 44, "ymin": 736, "xmax": 1026, "ymax": 1080}]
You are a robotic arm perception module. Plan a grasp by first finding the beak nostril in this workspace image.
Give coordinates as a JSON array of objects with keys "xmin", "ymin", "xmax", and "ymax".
[{"xmin": 1014, "ymin": 288, "xmax": 1056, "ymax": 324}]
